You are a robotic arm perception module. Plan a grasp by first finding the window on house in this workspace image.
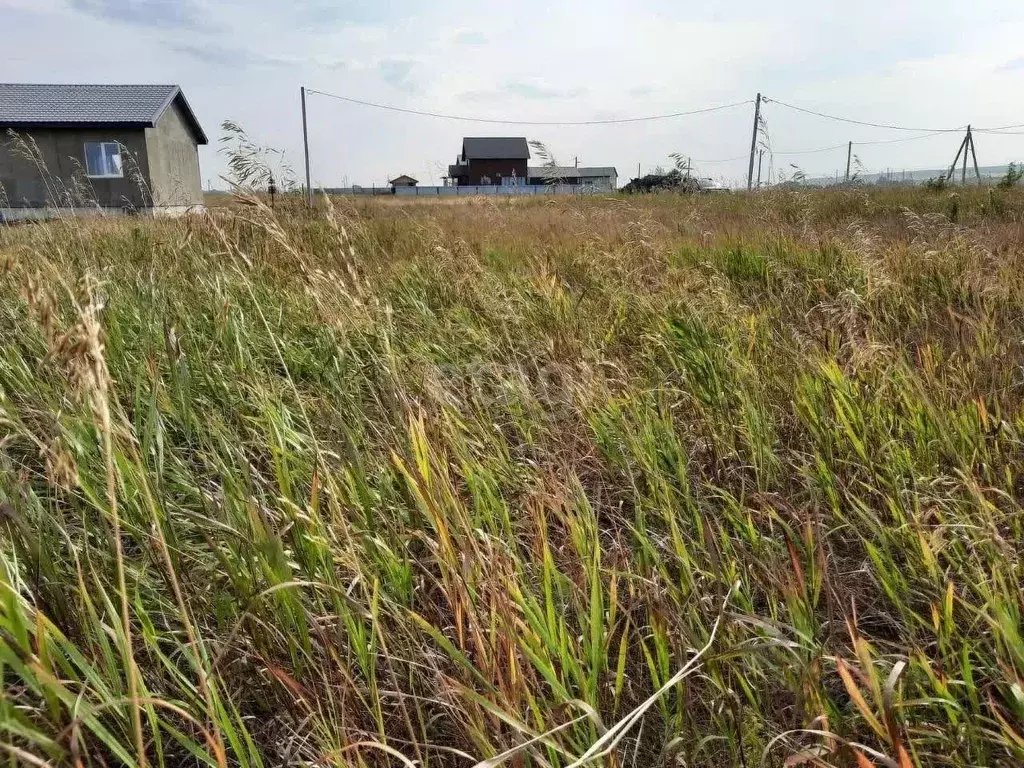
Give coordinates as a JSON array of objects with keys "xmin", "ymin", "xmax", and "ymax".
[{"xmin": 84, "ymin": 142, "xmax": 124, "ymax": 178}]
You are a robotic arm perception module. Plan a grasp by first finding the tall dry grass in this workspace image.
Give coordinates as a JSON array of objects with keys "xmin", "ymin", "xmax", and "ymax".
[{"xmin": 1, "ymin": 187, "xmax": 1024, "ymax": 767}]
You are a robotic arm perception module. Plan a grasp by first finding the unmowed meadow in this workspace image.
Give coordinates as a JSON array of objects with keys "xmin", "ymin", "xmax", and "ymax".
[{"xmin": 2, "ymin": 187, "xmax": 1024, "ymax": 767}]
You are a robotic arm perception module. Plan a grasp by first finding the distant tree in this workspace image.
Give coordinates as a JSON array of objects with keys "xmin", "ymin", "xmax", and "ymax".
[
  {"xmin": 621, "ymin": 153, "xmax": 718, "ymax": 194},
  {"xmin": 621, "ymin": 168, "xmax": 704, "ymax": 194},
  {"xmin": 997, "ymin": 162, "xmax": 1023, "ymax": 188}
]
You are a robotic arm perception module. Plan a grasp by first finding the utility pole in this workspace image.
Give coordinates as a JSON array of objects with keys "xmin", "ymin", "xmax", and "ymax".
[
  {"xmin": 945, "ymin": 134, "xmax": 966, "ymax": 183},
  {"xmin": 301, "ymin": 86, "xmax": 312, "ymax": 206},
  {"xmin": 962, "ymin": 125, "xmax": 970, "ymax": 184},
  {"xmin": 945, "ymin": 125, "xmax": 981, "ymax": 185},
  {"xmin": 845, "ymin": 141, "xmax": 852, "ymax": 182},
  {"xmin": 969, "ymin": 127, "xmax": 981, "ymax": 182},
  {"xmin": 756, "ymin": 149, "xmax": 764, "ymax": 188},
  {"xmin": 747, "ymin": 92, "xmax": 762, "ymax": 190}
]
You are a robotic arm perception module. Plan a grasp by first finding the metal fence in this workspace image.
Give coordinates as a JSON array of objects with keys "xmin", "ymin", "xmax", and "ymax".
[{"xmin": 324, "ymin": 184, "xmax": 614, "ymax": 197}]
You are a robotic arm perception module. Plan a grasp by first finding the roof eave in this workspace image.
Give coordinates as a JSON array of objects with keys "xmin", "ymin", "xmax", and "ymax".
[
  {"xmin": 154, "ymin": 86, "xmax": 209, "ymax": 145},
  {"xmin": 0, "ymin": 120, "xmax": 154, "ymax": 130}
]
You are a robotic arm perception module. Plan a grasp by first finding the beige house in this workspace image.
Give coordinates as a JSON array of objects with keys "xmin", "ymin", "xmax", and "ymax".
[{"xmin": 0, "ymin": 83, "xmax": 207, "ymax": 218}]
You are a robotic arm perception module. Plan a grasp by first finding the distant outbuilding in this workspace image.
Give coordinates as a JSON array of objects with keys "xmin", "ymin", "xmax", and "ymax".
[
  {"xmin": 527, "ymin": 166, "xmax": 617, "ymax": 191},
  {"xmin": 388, "ymin": 174, "xmax": 419, "ymax": 188},
  {"xmin": 0, "ymin": 83, "xmax": 207, "ymax": 218}
]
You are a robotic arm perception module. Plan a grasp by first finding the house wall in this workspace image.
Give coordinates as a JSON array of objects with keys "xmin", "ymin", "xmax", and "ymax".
[
  {"xmin": 0, "ymin": 127, "xmax": 151, "ymax": 209},
  {"xmin": 462, "ymin": 159, "xmax": 528, "ymax": 185},
  {"xmin": 528, "ymin": 172, "xmax": 618, "ymax": 190},
  {"xmin": 144, "ymin": 100, "xmax": 203, "ymax": 208},
  {"xmin": 580, "ymin": 175, "xmax": 616, "ymax": 192}
]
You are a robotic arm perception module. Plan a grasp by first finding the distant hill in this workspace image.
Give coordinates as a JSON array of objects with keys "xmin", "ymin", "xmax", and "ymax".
[{"xmin": 805, "ymin": 164, "xmax": 1017, "ymax": 186}]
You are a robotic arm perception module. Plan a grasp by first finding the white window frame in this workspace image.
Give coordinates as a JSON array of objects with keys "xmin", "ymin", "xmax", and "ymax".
[{"xmin": 84, "ymin": 142, "xmax": 125, "ymax": 179}]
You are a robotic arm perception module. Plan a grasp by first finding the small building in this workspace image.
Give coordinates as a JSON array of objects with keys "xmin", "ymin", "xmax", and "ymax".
[
  {"xmin": 388, "ymin": 174, "xmax": 419, "ymax": 188},
  {"xmin": 0, "ymin": 83, "xmax": 207, "ymax": 218},
  {"xmin": 448, "ymin": 137, "xmax": 530, "ymax": 186},
  {"xmin": 528, "ymin": 166, "xmax": 618, "ymax": 191}
]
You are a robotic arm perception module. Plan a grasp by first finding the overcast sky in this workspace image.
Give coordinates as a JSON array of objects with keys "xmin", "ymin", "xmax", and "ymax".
[{"xmin": 4, "ymin": 0, "xmax": 1024, "ymax": 188}]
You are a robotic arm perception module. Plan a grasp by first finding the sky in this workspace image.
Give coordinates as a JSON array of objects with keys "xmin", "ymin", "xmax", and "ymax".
[{"xmin": 4, "ymin": 0, "xmax": 1024, "ymax": 188}]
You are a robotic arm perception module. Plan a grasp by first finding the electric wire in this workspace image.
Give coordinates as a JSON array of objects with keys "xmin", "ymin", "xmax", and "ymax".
[
  {"xmin": 763, "ymin": 97, "xmax": 965, "ymax": 132},
  {"xmin": 764, "ymin": 96, "xmax": 1024, "ymax": 135},
  {"xmin": 304, "ymin": 88, "xmax": 752, "ymax": 126},
  {"xmin": 693, "ymin": 155, "xmax": 749, "ymax": 164},
  {"xmin": 695, "ymin": 131, "xmax": 951, "ymax": 164},
  {"xmin": 976, "ymin": 128, "xmax": 1024, "ymax": 135},
  {"xmin": 774, "ymin": 130, "xmax": 952, "ymax": 155}
]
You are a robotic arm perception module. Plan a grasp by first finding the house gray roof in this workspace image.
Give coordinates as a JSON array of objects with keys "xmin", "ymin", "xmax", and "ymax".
[
  {"xmin": 0, "ymin": 84, "xmax": 208, "ymax": 144},
  {"xmin": 462, "ymin": 137, "xmax": 530, "ymax": 160},
  {"xmin": 528, "ymin": 166, "xmax": 617, "ymax": 179}
]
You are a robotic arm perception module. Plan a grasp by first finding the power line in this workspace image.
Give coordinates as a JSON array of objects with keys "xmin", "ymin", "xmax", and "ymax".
[
  {"xmin": 854, "ymin": 131, "xmax": 953, "ymax": 146},
  {"xmin": 694, "ymin": 155, "xmax": 749, "ymax": 164},
  {"xmin": 976, "ymin": 121, "xmax": 1024, "ymax": 132},
  {"xmin": 774, "ymin": 130, "xmax": 952, "ymax": 155},
  {"xmin": 774, "ymin": 143, "xmax": 847, "ymax": 156},
  {"xmin": 696, "ymin": 131, "xmax": 951, "ymax": 164},
  {"xmin": 304, "ymin": 88, "xmax": 752, "ymax": 126},
  {"xmin": 763, "ymin": 96, "xmax": 965, "ymax": 132}
]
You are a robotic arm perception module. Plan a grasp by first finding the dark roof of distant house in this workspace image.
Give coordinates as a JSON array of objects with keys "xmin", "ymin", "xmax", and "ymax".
[
  {"xmin": 389, "ymin": 174, "xmax": 419, "ymax": 184},
  {"xmin": 0, "ymin": 84, "xmax": 208, "ymax": 144},
  {"xmin": 462, "ymin": 137, "xmax": 530, "ymax": 160}
]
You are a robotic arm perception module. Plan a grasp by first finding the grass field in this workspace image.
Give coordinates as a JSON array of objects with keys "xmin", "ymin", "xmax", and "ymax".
[{"xmin": 2, "ymin": 188, "xmax": 1024, "ymax": 767}]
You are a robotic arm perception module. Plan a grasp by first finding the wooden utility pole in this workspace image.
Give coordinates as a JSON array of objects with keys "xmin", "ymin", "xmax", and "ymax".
[
  {"xmin": 962, "ymin": 125, "xmax": 970, "ymax": 184},
  {"xmin": 845, "ymin": 141, "xmax": 852, "ymax": 182},
  {"xmin": 301, "ymin": 86, "xmax": 312, "ymax": 205},
  {"xmin": 969, "ymin": 127, "xmax": 981, "ymax": 182},
  {"xmin": 946, "ymin": 133, "xmax": 967, "ymax": 183},
  {"xmin": 747, "ymin": 93, "xmax": 762, "ymax": 190},
  {"xmin": 945, "ymin": 126, "xmax": 981, "ymax": 185}
]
